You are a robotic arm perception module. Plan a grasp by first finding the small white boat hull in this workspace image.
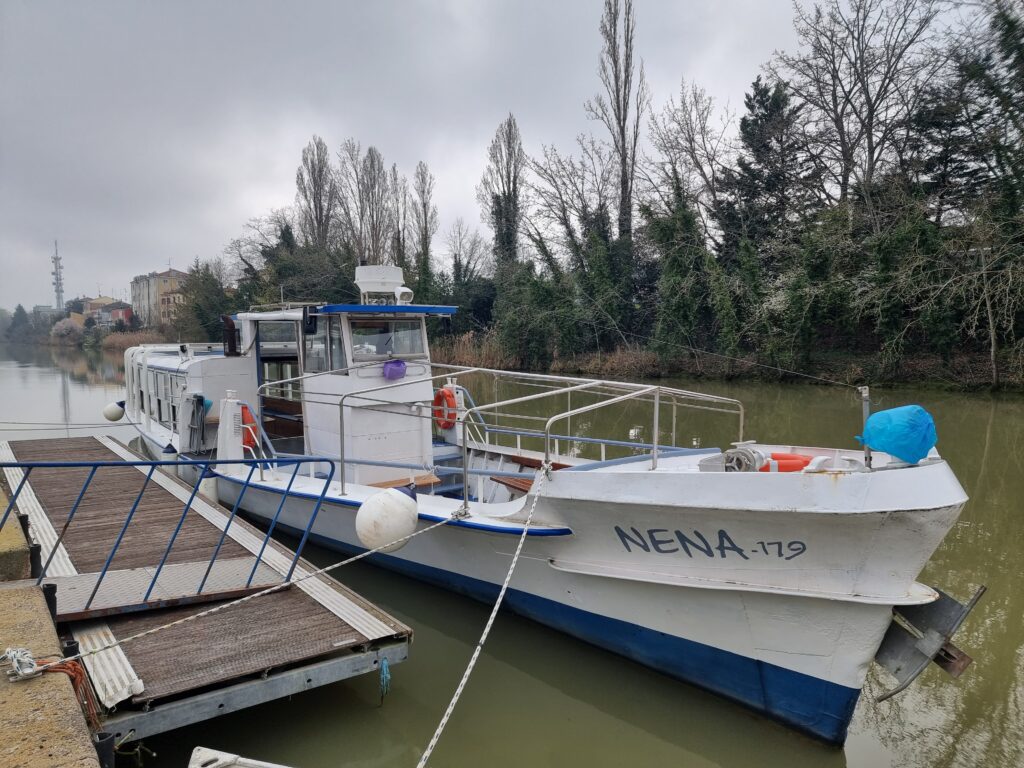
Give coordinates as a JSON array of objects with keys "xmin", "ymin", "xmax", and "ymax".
[{"xmin": 212, "ymin": 458, "xmax": 966, "ymax": 744}]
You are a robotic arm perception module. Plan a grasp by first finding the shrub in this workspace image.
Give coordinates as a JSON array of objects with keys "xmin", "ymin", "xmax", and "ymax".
[{"xmin": 50, "ymin": 318, "xmax": 84, "ymax": 346}]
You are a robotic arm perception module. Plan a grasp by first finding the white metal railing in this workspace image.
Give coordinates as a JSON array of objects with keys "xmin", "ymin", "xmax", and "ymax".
[{"xmin": 239, "ymin": 360, "xmax": 746, "ymax": 500}]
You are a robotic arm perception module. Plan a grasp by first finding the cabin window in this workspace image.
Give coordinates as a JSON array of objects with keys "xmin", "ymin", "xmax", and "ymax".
[
  {"xmin": 350, "ymin": 319, "xmax": 426, "ymax": 360},
  {"xmin": 257, "ymin": 321, "xmax": 301, "ymax": 400},
  {"xmin": 304, "ymin": 320, "xmax": 328, "ymax": 374},
  {"xmin": 329, "ymin": 318, "xmax": 348, "ymax": 372},
  {"xmin": 258, "ymin": 321, "xmax": 298, "ymax": 346}
]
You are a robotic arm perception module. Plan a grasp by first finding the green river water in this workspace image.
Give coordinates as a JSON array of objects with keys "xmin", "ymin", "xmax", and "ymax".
[{"xmin": 0, "ymin": 343, "xmax": 1019, "ymax": 768}]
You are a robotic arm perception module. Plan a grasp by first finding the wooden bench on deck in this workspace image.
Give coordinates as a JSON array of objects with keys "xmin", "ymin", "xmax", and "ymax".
[
  {"xmin": 369, "ymin": 473, "xmax": 442, "ymax": 489},
  {"xmin": 490, "ymin": 455, "xmax": 570, "ymax": 495}
]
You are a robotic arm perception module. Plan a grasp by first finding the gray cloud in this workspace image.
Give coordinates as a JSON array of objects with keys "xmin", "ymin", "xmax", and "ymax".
[{"xmin": 0, "ymin": 0, "xmax": 796, "ymax": 309}]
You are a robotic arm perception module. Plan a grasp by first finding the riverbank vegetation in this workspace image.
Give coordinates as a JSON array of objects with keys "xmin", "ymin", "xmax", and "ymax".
[
  {"xmin": 163, "ymin": 0, "xmax": 1024, "ymax": 388},
  {"xmin": 1, "ymin": 304, "xmax": 169, "ymax": 351}
]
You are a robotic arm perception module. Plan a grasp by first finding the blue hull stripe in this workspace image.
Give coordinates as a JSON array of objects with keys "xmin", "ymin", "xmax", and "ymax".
[
  {"xmin": 215, "ymin": 471, "xmax": 573, "ymax": 537},
  {"xmin": 271, "ymin": 520, "xmax": 860, "ymax": 744}
]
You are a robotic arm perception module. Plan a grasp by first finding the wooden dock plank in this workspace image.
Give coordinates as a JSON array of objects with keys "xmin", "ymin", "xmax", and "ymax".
[
  {"xmin": 3, "ymin": 435, "xmax": 413, "ymax": 710},
  {"xmin": 7, "ymin": 438, "xmax": 249, "ymax": 573},
  {"xmin": 105, "ymin": 588, "xmax": 367, "ymax": 702}
]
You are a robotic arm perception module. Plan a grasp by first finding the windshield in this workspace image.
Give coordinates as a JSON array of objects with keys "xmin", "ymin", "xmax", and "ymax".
[{"xmin": 350, "ymin": 318, "xmax": 426, "ymax": 359}]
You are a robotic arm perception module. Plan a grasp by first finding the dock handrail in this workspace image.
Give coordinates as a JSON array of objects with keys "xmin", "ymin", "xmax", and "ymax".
[{"xmin": 0, "ymin": 454, "xmax": 335, "ymax": 610}]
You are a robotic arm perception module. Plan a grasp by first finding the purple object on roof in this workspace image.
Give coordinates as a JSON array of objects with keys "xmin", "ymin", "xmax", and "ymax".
[{"xmin": 382, "ymin": 359, "xmax": 407, "ymax": 380}]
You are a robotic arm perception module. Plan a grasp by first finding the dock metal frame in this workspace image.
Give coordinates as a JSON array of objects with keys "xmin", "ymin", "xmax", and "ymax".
[{"xmin": 101, "ymin": 640, "xmax": 408, "ymax": 741}]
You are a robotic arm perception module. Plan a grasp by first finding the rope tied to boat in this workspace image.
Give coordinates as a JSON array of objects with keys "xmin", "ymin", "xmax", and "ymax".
[
  {"xmin": 2, "ymin": 647, "xmax": 102, "ymax": 730},
  {"xmin": 32, "ymin": 515, "xmax": 455, "ymax": 675},
  {"xmin": 416, "ymin": 460, "xmax": 553, "ymax": 768},
  {"xmin": 1, "ymin": 647, "xmax": 40, "ymax": 680}
]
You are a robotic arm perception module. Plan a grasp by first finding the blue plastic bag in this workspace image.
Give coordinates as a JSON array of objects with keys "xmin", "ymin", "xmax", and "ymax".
[{"xmin": 856, "ymin": 405, "xmax": 937, "ymax": 464}]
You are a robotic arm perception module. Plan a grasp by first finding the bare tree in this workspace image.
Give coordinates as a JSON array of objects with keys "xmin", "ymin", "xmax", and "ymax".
[
  {"xmin": 336, "ymin": 140, "xmax": 398, "ymax": 265},
  {"xmin": 411, "ymin": 161, "xmax": 439, "ymax": 290},
  {"xmin": 648, "ymin": 82, "xmax": 734, "ymax": 248},
  {"xmin": 389, "ymin": 165, "xmax": 411, "ymax": 272},
  {"xmin": 527, "ymin": 139, "xmax": 615, "ymax": 274},
  {"xmin": 584, "ymin": 0, "xmax": 650, "ymax": 240},
  {"xmin": 445, "ymin": 217, "xmax": 490, "ymax": 282},
  {"xmin": 478, "ymin": 114, "xmax": 526, "ymax": 272},
  {"xmin": 771, "ymin": 0, "xmax": 941, "ymax": 226},
  {"xmin": 295, "ymin": 135, "xmax": 338, "ymax": 250},
  {"xmin": 360, "ymin": 147, "xmax": 394, "ymax": 265},
  {"xmin": 336, "ymin": 139, "xmax": 367, "ymax": 261}
]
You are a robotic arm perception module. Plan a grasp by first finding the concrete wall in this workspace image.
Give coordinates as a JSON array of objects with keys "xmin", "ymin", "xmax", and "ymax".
[{"xmin": 0, "ymin": 488, "xmax": 100, "ymax": 768}]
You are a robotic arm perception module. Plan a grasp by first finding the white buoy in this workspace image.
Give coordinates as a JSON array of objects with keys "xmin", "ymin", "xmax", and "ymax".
[
  {"xmin": 355, "ymin": 488, "xmax": 418, "ymax": 553},
  {"xmin": 102, "ymin": 400, "xmax": 125, "ymax": 422}
]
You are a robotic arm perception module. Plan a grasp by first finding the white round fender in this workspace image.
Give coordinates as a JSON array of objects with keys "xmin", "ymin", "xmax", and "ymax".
[
  {"xmin": 355, "ymin": 487, "xmax": 418, "ymax": 553},
  {"xmin": 102, "ymin": 400, "xmax": 125, "ymax": 422}
]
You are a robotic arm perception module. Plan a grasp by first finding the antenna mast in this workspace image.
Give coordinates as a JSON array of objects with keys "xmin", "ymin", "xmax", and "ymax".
[{"xmin": 51, "ymin": 240, "xmax": 65, "ymax": 312}]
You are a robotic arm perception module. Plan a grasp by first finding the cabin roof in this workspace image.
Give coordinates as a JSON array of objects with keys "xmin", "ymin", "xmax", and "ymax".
[{"xmin": 315, "ymin": 303, "xmax": 457, "ymax": 316}]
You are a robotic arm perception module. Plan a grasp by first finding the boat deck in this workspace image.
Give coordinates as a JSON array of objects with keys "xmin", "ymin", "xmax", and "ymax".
[{"xmin": 0, "ymin": 435, "xmax": 411, "ymax": 739}]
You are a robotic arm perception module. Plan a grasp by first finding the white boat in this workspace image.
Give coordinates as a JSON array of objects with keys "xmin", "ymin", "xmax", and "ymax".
[{"xmin": 117, "ymin": 266, "xmax": 981, "ymax": 744}]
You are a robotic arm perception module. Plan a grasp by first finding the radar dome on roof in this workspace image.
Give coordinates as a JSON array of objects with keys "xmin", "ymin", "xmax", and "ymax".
[{"xmin": 355, "ymin": 265, "xmax": 414, "ymax": 305}]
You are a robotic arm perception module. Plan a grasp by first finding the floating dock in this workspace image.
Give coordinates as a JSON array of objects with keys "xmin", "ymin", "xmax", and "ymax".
[{"xmin": 0, "ymin": 435, "xmax": 411, "ymax": 755}]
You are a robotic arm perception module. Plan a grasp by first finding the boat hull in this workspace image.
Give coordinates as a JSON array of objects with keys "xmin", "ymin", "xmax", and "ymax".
[{"xmin": 215, "ymin": 476, "xmax": 916, "ymax": 744}]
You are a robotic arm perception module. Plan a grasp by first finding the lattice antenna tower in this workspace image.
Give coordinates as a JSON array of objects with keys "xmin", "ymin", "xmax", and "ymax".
[{"xmin": 51, "ymin": 240, "xmax": 65, "ymax": 311}]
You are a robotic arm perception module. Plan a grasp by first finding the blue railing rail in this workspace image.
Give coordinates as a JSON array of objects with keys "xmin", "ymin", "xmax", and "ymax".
[{"xmin": 0, "ymin": 455, "xmax": 334, "ymax": 609}]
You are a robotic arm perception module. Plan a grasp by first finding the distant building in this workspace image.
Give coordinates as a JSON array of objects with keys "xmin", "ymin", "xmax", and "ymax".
[
  {"xmin": 130, "ymin": 268, "xmax": 188, "ymax": 326},
  {"xmin": 105, "ymin": 301, "xmax": 133, "ymax": 327},
  {"xmin": 32, "ymin": 305, "xmax": 62, "ymax": 321},
  {"xmin": 157, "ymin": 289, "xmax": 184, "ymax": 325}
]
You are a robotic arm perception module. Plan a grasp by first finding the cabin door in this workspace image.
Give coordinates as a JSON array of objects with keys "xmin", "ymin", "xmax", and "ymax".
[{"xmin": 255, "ymin": 320, "xmax": 306, "ymax": 454}]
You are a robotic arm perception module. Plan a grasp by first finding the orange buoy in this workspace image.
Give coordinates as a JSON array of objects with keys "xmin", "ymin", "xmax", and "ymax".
[{"xmin": 432, "ymin": 387, "xmax": 458, "ymax": 430}]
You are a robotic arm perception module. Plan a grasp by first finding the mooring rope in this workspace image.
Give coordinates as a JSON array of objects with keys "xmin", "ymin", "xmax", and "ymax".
[
  {"xmin": 416, "ymin": 460, "xmax": 552, "ymax": 768},
  {"xmin": 32, "ymin": 515, "xmax": 455, "ymax": 673}
]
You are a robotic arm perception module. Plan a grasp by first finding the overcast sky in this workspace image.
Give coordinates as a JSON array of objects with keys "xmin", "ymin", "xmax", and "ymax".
[{"xmin": 0, "ymin": 0, "xmax": 798, "ymax": 310}]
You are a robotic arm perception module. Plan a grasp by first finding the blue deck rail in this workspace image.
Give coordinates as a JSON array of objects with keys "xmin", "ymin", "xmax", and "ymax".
[{"xmin": 0, "ymin": 454, "xmax": 334, "ymax": 611}]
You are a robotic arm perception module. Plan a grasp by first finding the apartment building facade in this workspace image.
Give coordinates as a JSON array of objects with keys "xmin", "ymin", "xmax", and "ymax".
[{"xmin": 130, "ymin": 268, "xmax": 188, "ymax": 327}]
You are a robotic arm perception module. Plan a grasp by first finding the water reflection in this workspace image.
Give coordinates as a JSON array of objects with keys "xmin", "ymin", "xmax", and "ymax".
[
  {"xmin": 0, "ymin": 346, "xmax": 1019, "ymax": 767},
  {"xmin": 0, "ymin": 343, "xmax": 133, "ymax": 442}
]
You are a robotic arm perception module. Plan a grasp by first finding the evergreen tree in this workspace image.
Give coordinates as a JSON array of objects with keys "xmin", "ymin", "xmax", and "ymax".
[
  {"xmin": 717, "ymin": 77, "xmax": 817, "ymax": 274},
  {"xmin": 5, "ymin": 304, "xmax": 30, "ymax": 341},
  {"xmin": 962, "ymin": 0, "xmax": 1024, "ymax": 220},
  {"xmin": 644, "ymin": 179, "xmax": 709, "ymax": 357},
  {"xmin": 174, "ymin": 259, "xmax": 234, "ymax": 342},
  {"xmin": 909, "ymin": 77, "xmax": 991, "ymax": 225}
]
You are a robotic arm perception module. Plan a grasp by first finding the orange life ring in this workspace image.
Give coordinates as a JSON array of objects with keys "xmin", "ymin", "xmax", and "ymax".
[
  {"xmin": 432, "ymin": 387, "xmax": 458, "ymax": 430},
  {"xmin": 758, "ymin": 452, "xmax": 813, "ymax": 472},
  {"xmin": 241, "ymin": 404, "xmax": 257, "ymax": 449}
]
